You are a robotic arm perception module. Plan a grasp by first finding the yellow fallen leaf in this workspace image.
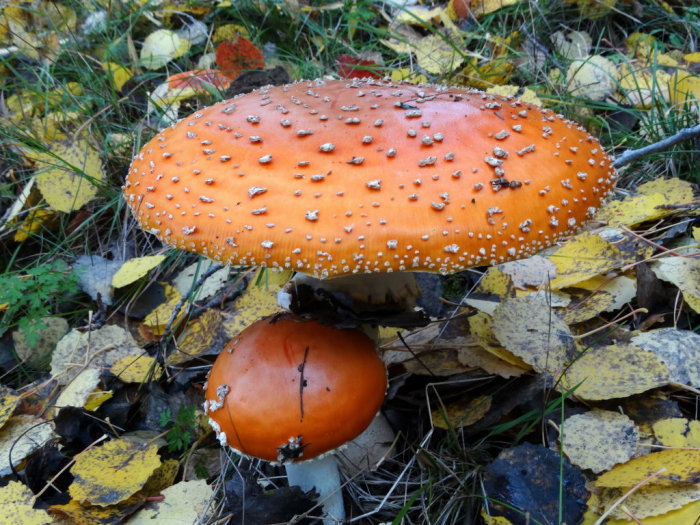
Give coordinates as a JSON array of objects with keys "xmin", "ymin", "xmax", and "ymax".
[
  {"xmin": 552, "ymin": 30, "xmax": 592, "ymax": 60},
  {"xmin": 617, "ymin": 62, "xmax": 671, "ymax": 108},
  {"xmin": 102, "ymin": 61, "xmax": 133, "ymax": 91},
  {"xmin": 630, "ymin": 327, "xmax": 700, "ymax": 386},
  {"xmin": 414, "ymin": 34, "xmax": 462, "ymax": 75},
  {"xmin": 111, "ymin": 354, "xmax": 162, "ymax": 383},
  {"xmin": 168, "ymin": 308, "xmax": 223, "ymax": 365},
  {"xmin": 548, "ymin": 232, "xmax": 626, "ymax": 289},
  {"xmin": 562, "ymin": 275, "xmax": 637, "ymax": 324},
  {"xmin": 142, "ymin": 284, "xmax": 185, "ymax": 337},
  {"xmin": 562, "ymin": 410, "xmax": 639, "ymax": 473},
  {"xmin": 652, "ymin": 418, "xmax": 700, "ymax": 448},
  {"xmin": 669, "ymin": 70, "xmax": 700, "ymax": 105},
  {"xmin": 30, "ymin": 139, "xmax": 105, "ymax": 213},
  {"xmin": 468, "ymin": 311, "xmax": 530, "ymax": 369},
  {"xmin": 566, "ymin": 55, "xmax": 618, "ymax": 101},
  {"xmin": 459, "ymin": 33, "xmax": 519, "ymax": 88},
  {"xmin": 601, "ymin": 499, "xmax": 700, "ymax": 525},
  {"xmin": 128, "ymin": 480, "xmax": 213, "ymax": 524},
  {"xmin": 390, "ymin": 68, "xmax": 428, "ymax": 84},
  {"xmin": 596, "ymin": 485, "xmax": 700, "ymax": 521},
  {"xmin": 566, "ymin": 0, "xmax": 617, "ymax": 17},
  {"xmin": 0, "ymin": 481, "xmax": 51, "ymax": 525},
  {"xmin": 69, "ymin": 438, "xmax": 161, "ymax": 506},
  {"xmin": 594, "ymin": 448, "xmax": 700, "ymax": 488},
  {"xmin": 223, "ymin": 269, "xmax": 291, "ymax": 337},
  {"xmin": 491, "ymin": 296, "xmax": 576, "ymax": 373},
  {"xmin": 0, "ymin": 386, "xmax": 20, "ymax": 431},
  {"xmin": 486, "ymin": 85, "xmax": 543, "ymax": 106},
  {"xmin": 212, "ymin": 24, "xmax": 250, "ymax": 43},
  {"xmin": 54, "ymin": 368, "xmax": 101, "ymax": 413},
  {"xmin": 561, "ymin": 344, "xmax": 669, "ymax": 401},
  {"xmin": 470, "ymin": 0, "xmax": 521, "ymax": 18},
  {"xmin": 13, "ymin": 208, "xmax": 55, "ymax": 242},
  {"xmin": 111, "ymin": 255, "xmax": 166, "ymax": 288},
  {"xmin": 650, "ymin": 257, "xmax": 700, "ymax": 315},
  {"xmin": 140, "ymin": 29, "xmax": 190, "ymax": 70}
]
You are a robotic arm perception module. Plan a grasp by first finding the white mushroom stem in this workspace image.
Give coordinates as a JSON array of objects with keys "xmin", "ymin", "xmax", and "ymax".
[{"xmin": 285, "ymin": 455, "xmax": 345, "ymax": 524}]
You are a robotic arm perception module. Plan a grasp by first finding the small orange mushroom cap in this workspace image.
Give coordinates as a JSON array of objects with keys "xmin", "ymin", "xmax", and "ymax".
[
  {"xmin": 203, "ymin": 314, "xmax": 387, "ymax": 463},
  {"xmin": 124, "ymin": 78, "xmax": 616, "ymax": 278}
]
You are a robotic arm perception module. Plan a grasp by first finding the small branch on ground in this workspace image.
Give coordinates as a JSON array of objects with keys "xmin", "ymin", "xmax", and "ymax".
[
  {"xmin": 163, "ymin": 263, "xmax": 225, "ymax": 335},
  {"xmin": 612, "ymin": 123, "xmax": 700, "ymax": 168}
]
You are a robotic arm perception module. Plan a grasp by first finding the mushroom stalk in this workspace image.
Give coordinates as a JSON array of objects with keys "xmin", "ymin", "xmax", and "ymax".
[{"xmin": 285, "ymin": 455, "xmax": 345, "ymax": 524}]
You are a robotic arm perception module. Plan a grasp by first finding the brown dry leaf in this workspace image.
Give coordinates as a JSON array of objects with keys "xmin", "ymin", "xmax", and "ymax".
[
  {"xmin": 69, "ymin": 439, "xmax": 161, "ymax": 506},
  {"xmin": 561, "ymin": 344, "xmax": 669, "ymax": 401},
  {"xmin": 29, "ymin": 139, "xmax": 105, "ymax": 213},
  {"xmin": 432, "ymin": 395, "xmax": 492, "ymax": 429},
  {"xmin": 491, "ymin": 296, "xmax": 576, "ymax": 373},
  {"xmin": 652, "ymin": 418, "xmax": 700, "ymax": 448},
  {"xmin": 566, "ymin": 55, "xmax": 618, "ymax": 101},
  {"xmin": 594, "ymin": 448, "xmax": 700, "ymax": 488},
  {"xmin": 562, "ymin": 410, "xmax": 639, "ymax": 473},
  {"xmin": 0, "ymin": 481, "xmax": 51, "ymax": 525},
  {"xmin": 630, "ymin": 328, "xmax": 700, "ymax": 387}
]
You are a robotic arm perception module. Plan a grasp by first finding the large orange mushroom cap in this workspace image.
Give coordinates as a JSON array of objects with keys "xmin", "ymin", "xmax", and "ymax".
[
  {"xmin": 203, "ymin": 314, "xmax": 387, "ymax": 462},
  {"xmin": 124, "ymin": 78, "xmax": 616, "ymax": 278}
]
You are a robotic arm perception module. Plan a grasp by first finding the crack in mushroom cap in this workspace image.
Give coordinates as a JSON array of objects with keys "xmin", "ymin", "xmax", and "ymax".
[{"xmin": 123, "ymin": 78, "xmax": 617, "ymax": 278}]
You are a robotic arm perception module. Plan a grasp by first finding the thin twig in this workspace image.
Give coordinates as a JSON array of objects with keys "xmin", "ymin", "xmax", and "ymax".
[
  {"xmin": 593, "ymin": 467, "xmax": 667, "ymax": 525},
  {"xmin": 612, "ymin": 123, "xmax": 700, "ymax": 168},
  {"xmin": 163, "ymin": 263, "xmax": 225, "ymax": 335}
]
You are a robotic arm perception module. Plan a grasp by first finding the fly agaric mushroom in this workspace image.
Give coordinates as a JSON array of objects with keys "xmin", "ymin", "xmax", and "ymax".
[
  {"xmin": 123, "ymin": 78, "xmax": 616, "ymax": 279},
  {"xmin": 203, "ymin": 313, "xmax": 387, "ymax": 523}
]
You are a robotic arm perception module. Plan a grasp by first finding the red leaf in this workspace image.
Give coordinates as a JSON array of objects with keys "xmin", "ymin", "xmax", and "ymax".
[
  {"xmin": 336, "ymin": 54, "xmax": 382, "ymax": 79},
  {"xmin": 215, "ymin": 37, "xmax": 265, "ymax": 80}
]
